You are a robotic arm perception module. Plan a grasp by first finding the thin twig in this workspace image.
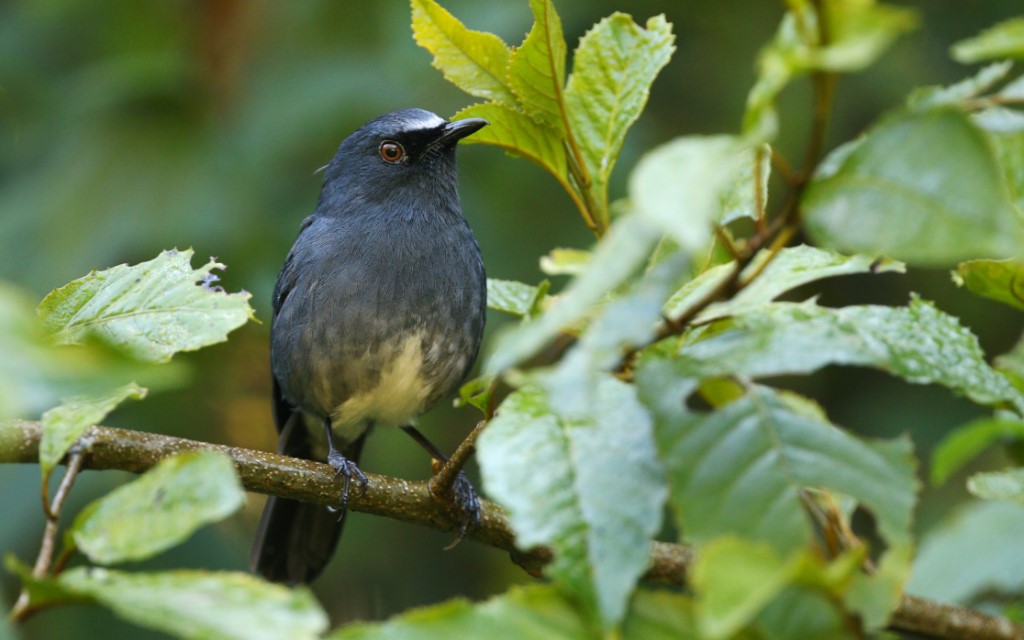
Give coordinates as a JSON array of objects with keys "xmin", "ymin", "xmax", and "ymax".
[
  {"xmin": 430, "ymin": 419, "xmax": 487, "ymax": 497},
  {"xmin": 10, "ymin": 451, "xmax": 85, "ymax": 622}
]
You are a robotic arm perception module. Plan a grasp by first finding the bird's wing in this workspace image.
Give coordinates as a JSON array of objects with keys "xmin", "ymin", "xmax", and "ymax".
[{"xmin": 270, "ymin": 215, "xmax": 315, "ymax": 434}]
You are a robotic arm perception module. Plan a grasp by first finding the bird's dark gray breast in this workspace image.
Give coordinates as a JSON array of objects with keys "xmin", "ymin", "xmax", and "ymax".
[{"xmin": 270, "ymin": 211, "xmax": 485, "ymax": 438}]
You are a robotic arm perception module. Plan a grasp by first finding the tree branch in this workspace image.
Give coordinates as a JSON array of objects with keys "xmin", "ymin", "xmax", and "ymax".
[{"xmin": 2, "ymin": 420, "xmax": 1020, "ymax": 640}]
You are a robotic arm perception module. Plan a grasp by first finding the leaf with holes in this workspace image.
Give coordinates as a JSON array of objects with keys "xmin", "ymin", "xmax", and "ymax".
[{"xmin": 38, "ymin": 249, "xmax": 255, "ymax": 363}]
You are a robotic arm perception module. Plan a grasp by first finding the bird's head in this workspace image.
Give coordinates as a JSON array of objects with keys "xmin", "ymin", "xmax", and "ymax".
[{"xmin": 318, "ymin": 109, "xmax": 488, "ymax": 217}]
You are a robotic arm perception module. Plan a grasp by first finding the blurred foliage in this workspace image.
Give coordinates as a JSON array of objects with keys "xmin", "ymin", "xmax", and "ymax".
[{"xmin": 3, "ymin": 1, "xmax": 1024, "ymax": 639}]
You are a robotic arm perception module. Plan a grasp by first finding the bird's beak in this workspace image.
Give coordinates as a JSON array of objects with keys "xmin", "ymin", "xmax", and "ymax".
[{"xmin": 432, "ymin": 118, "xmax": 489, "ymax": 148}]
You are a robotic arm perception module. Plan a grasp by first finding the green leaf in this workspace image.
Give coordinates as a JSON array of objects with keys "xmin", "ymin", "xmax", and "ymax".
[
  {"xmin": 664, "ymin": 243, "xmax": 904, "ymax": 327},
  {"xmin": 968, "ymin": 468, "xmax": 1024, "ymax": 504},
  {"xmin": 907, "ymin": 61, "xmax": 1013, "ymax": 111},
  {"xmin": 56, "ymin": 568, "xmax": 327, "ymax": 640},
  {"xmin": 539, "ymin": 247, "xmax": 591, "ymax": 276},
  {"xmin": 744, "ymin": 11, "xmax": 805, "ymax": 141},
  {"xmin": 720, "ymin": 143, "xmax": 771, "ymax": 225},
  {"xmin": 996, "ymin": 332, "xmax": 1024, "ymax": 392},
  {"xmin": 565, "ymin": 13, "xmax": 675, "ymax": 217},
  {"xmin": 636, "ymin": 373, "xmax": 917, "ymax": 555},
  {"xmin": 0, "ymin": 284, "xmax": 172, "ymax": 421},
  {"xmin": 744, "ymin": 3, "xmax": 915, "ymax": 140},
  {"xmin": 620, "ymin": 589, "xmax": 699, "ymax": 639},
  {"xmin": 754, "ymin": 586, "xmax": 856, "ymax": 640},
  {"xmin": 670, "ymin": 298, "xmax": 1024, "ymax": 413},
  {"xmin": 691, "ymin": 537, "xmax": 872, "ymax": 639},
  {"xmin": 486, "ymin": 278, "xmax": 549, "ymax": 318},
  {"xmin": 39, "ymin": 382, "xmax": 147, "ymax": 476},
  {"xmin": 507, "ymin": 0, "xmax": 566, "ymax": 131},
  {"xmin": 477, "ymin": 378, "xmax": 666, "ymax": 629},
  {"xmin": 910, "ymin": 500, "xmax": 1024, "ymax": 604},
  {"xmin": 804, "ymin": 108, "xmax": 1024, "ymax": 266},
  {"xmin": 453, "ymin": 102, "xmax": 567, "ymax": 182},
  {"xmin": 682, "ymin": 245, "xmax": 905, "ymax": 323},
  {"xmin": 38, "ymin": 249, "xmax": 255, "ymax": 363},
  {"xmin": 662, "ymin": 261, "xmax": 735, "ymax": 321},
  {"xmin": 931, "ymin": 417, "xmax": 1024, "ymax": 485},
  {"xmin": 69, "ymin": 450, "xmax": 244, "ymax": 564},
  {"xmin": 328, "ymin": 584, "xmax": 696, "ymax": 640},
  {"xmin": 4, "ymin": 554, "xmax": 82, "ymax": 610},
  {"xmin": 456, "ymin": 374, "xmax": 494, "ymax": 414},
  {"xmin": 630, "ymin": 135, "xmax": 749, "ymax": 253},
  {"xmin": 981, "ymin": 124, "xmax": 1024, "ymax": 216},
  {"xmin": 812, "ymin": 0, "xmax": 916, "ymax": 72},
  {"xmin": 543, "ymin": 249, "xmax": 687, "ymax": 418},
  {"xmin": 952, "ymin": 16, "xmax": 1024, "ymax": 64},
  {"xmin": 844, "ymin": 543, "xmax": 914, "ymax": 629},
  {"xmin": 954, "ymin": 259, "xmax": 1024, "ymax": 312},
  {"xmin": 410, "ymin": 0, "xmax": 516, "ymax": 106},
  {"xmin": 486, "ymin": 214, "xmax": 658, "ymax": 374},
  {"xmin": 692, "ymin": 537, "xmax": 796, "ymax": 639}
]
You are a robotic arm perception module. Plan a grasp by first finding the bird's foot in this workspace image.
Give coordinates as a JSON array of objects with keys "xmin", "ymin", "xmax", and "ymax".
[
  {"xmin": 325, "ymin": 450, "xmax": 368, "ymax": 516},
  {"xmin": 431, "ymin": 469, "xmax": 481, "ymax": 549}
]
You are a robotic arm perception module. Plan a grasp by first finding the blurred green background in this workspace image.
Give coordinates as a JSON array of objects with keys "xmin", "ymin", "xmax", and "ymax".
[{"xmin": 1, "ymin": 1, "xmax": 1022, "ymax": 637}]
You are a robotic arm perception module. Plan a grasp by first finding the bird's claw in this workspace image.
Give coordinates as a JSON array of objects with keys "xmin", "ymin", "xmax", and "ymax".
[
  {"xmin": 442, "ymin": 471, "xmax": 481, "ymax": 550},
  {"xmin": 326, "ymin": 450, "xmax": 368, "ymax": 517}
]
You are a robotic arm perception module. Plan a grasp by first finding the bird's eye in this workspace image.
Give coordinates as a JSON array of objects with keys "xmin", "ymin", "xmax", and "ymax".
[{"xmin": 379, "ymin": 141, "xmax": 405, "ymax": 163}]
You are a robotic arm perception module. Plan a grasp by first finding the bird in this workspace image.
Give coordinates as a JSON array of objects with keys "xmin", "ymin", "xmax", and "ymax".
[{"xmin": 249, "ymin": 108, "xmax": 488, "ymax": 585}]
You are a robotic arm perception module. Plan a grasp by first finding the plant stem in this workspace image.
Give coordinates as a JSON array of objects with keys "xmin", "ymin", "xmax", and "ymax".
[
  {"xmin": 430, "ymin": 419, "xmax": 487, "ymax": 497},
  {"xmin": 10, "ymin": 451, "xmax": 85, "ymax": 622}
]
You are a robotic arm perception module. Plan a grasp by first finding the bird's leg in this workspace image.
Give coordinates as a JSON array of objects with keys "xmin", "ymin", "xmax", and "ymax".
[
  {"xmin": 323, "ymin": 417, "xmax": 367, "ymax": 515},
  {"xmin": 400, "ymin": 424, "xmax": 481, "ymax": 546}
]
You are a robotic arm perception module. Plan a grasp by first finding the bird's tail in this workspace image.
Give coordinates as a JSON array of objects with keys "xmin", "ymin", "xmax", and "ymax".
[{"xmin": 249, "ymin": 415, "xmax": 366, "ymax": 585}]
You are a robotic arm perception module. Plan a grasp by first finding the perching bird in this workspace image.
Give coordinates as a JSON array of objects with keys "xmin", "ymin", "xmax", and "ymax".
[{"xmin": 250, "ymin": 109, "xmax": 488, "ymax": 584}]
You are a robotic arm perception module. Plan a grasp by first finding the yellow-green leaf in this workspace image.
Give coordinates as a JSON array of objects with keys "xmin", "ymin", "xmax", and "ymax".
[
  {"xmin": 952, "ymin": 16, "xmax": 1024, "ymax": 64},
  {"xmin": 955, "ymin": 259, "xmax": 1024, "ymax": 313},
  {"xmin": 453, "ymin": 102, "xmax": 567, "ymax": 182},
  {"xmin": 411, "ymin": 0, "xmax": 516, "ymax": 106},
  {"xmin": 565, "ymin": 13, "xmax": 675, "ymax": 219},
  {"xmin": 507, "ymin": 0, "xmax": 567, "ymax": 131},
  {"xmin": 39, "ymin": 383, "xmax": 147, "ymax": 476}
]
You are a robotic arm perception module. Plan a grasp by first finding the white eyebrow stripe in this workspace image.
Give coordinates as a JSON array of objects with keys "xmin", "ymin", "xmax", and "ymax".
[{"xmin": 399, "ymin": 112, "xmax": 447, "ymax": 131}]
